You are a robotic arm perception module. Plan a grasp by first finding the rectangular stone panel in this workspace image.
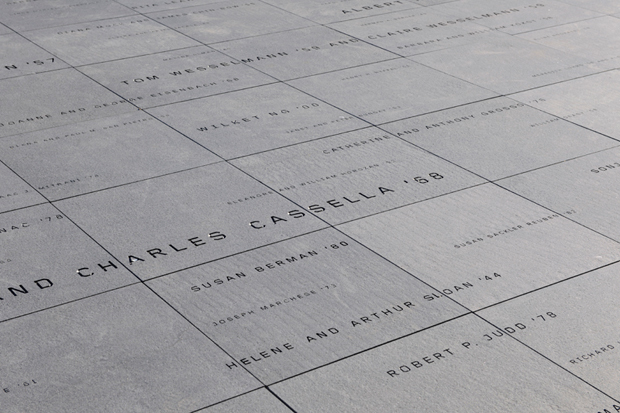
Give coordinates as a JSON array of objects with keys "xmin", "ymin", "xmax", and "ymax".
[
  {"xmin": 271, "ymin": 314, "xmax": 617, "ymax": 412},
  {"xmin": 147, "ymin": 228, "xmax": 467, "ymax": 383},
  {"xmin": 55, "ymin": 163, "xmax": 328, "ymax": 281},
  {"xmin": 479, "ymin": 262, "xmax": 620, "ymax": 398},
  {"xmin": 329, "ymin": 8, "xmax": 504, "ymax": 57},
  {"xmin": 498, "ymin": 146, "xmax": 620, "ymax": 242},
  {"xmin": 380, "ymin": 97, "xmax": 618, "ymax": 180},
  {"xmin": 0, "ymin": 0, "xmax": 135, "ymax": 32},
  {"xmin": 288, "ymin": 59, "xmax": 497, "ymax": 125},
  {"xmin": 0, "ymin": 204, "xmax": 138, "ymax": 322},
  {"xmin": 512, "ymin": 69, "xmax": 620, "ymax": 139},
  {"xmin": 23, "ymin": 15, "xmax": 200, "ymax": 66},
  {"xmin": 0, "ymin": 163, "xmax": 46, "ymax": 213},
  {"xmin": 0, "ymin": 112, "xmax": 218, "ymax": 201},
  {"xmin": 261, "ymin": 0, "xmax": 420, "ymax": 24},
  {"xmin": 211, "ymin": 25, "xmax": 396, "ymax": 81},
  {"xmin": 232, "ymin": 127, "xmax": 484, "ymax": 225},
  {"xmin": 147, "ymin": 83, "xmax": 368, "ymax": 159},
  {"xmin": 0, "ymin": 34, "xmax": 69, "ymax": 79},
  {"xmin": 196, "ymin": 389, "xmax": 291, "ymax": 413},
  {"xmin": 116, "ymin": 0, "xmax": 224, "ymax": 14},
  {"xmin": 80, "ymin": 46, "xmax": 275, "ymax": 109},
  {"xmin": 146, "ymin": 0, "xmax": 313, "ymax": 45},
  {"xmin": 411, "ymin": 35, "xmax": 601, "ymax": 95},
  {"xmin": 0, "ymin": 284, "xmax": 260, "ymax": 413},
  {"xmin": 338, "ymin": 184, "xmax": 620, "ymax": 310},
  {"xmin": 557, "ymin": 0, "xmax": 620, "ymax": 14},
  {"xmin": 429, "ymin": 0, "xmax": 602, "ymax": 35},
  {"xmin": 519, "ymin": 16, "xmax": 620, "ymax": 70},
  {"xmin": 0, "ymin": 69, "xmax": 135, "ymax": 138}
]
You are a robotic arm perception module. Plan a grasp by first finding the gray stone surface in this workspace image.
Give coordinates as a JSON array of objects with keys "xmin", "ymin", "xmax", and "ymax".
[
  {"xmin": 147, "ymin": 82, "xmax": 368, "ymax": 159},
  {"xmin": 380, "ymin": 96, "xmax": 618, "ymax": 180},
  {"xmin": 3, "ymin": 0, "xmax": 620, "ymax": 411},
  {"xmin": 232, "ymin": 127, "xmax": 484, "ymax": 225},
  {"xmin": 272, "ymin": 314, "xmax": 617, "ymax": 412},
  {"xmin": 289, "ymin": 58, "xmax": 497, "ymax": 124},
  {"xmin": 145, "ymin": 0, "xmax": 313, "ymax": 45},
  {"xmin": 79, "ymin": 46, "xmax": 275, "ymax": 109}
]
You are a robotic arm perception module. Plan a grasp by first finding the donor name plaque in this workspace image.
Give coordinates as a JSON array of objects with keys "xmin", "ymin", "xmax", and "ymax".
[{"xmin": 2, "ymin": 0, "xmax": 620, "ymax": 411}]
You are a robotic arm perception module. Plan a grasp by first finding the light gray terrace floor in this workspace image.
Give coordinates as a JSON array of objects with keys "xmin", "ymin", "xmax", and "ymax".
[{"xmin": 2, "ymin": 0, "xmax": 620, "ymax": 411}]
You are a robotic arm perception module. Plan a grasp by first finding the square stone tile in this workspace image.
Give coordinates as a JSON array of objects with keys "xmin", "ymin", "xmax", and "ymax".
[
  {"xmin": 271, "ymin": 314, "xmax": 617, "ymax": 412},
  {"xmin": 0, "ymin": 284, "xmax": 260, "ymax": 413},
  {"xmin": 0, "ymin": 0, "xmax": 135, "ymax": 32},
  {"xmin": 261, "ymin": 0, "xmax": 420, "ymax": 24},
  {"xmin": 0, "ymin": 204, "xmax": 138, "ymax": 322},
  {"xmin": 0, "ymin": 112, "xmax": 218, "ymax": 201},
  {"xmin": 116, "ymin": 0, "xmax": 223, "ymax": 13},
  {"xmin": 0, "ymin": 163, "xmax": 46, "ymax": 213},
  {"xmin": 411, "ymin": 35, "xmax": 601, "ymax": 95},
  {"xmin": 499, "ymin": 146, "xmax": 620, "ymax": 242},
  {"xmin": 330, "ymin": 8, "xmax": 504, "ymax": 57},
  {"xmin": 55, "ymin": 163, "xmax": 327, "ymax": 281},
  {"xmin": 0, "ymin": 34, "xmax": 69, "ymax": 79},
  {"xmin": 512, "ymin": 68, "xmax": 620, "ymax": 139},
  {"xmin": 79, "ymin": 46, "xmax": 275, "ymax": 109},
  {"xmin": 232, "ymin": 127, "xmax": 483, "ymax": 225},
  {"xmin": 196, "ymin": 389, "xmax": 291, "ymax": 413},
  {"xmin": 558, "ymin": 0, "xmax": 620, "ymax": 14},
  {"xmin": 338, "ymin": 184, "xmax": 620, "ymax": 310},
  {"xmin": 288, "ymin": 59, "xmax": 497, "ymax": 125},
  {"xmin": 429, "ymin": 0, "xmax": 602, "ymax": 35},
  {"xmin": 212, "ymin": 25, "xmax": 395, "ymax": 81},
  {"xmin": 0, "ymin": 69, "xmax": 135, "ymax": 138},
  {"xmin": 147, "ymin": 83, "xmax": 368, "ymax": 159},
  {"xmin": 519, "ymin": 16, "xmax": 620, "ymax": 70},
  {"xmin": 147, "ymin": 228, "xmax": 467, "ymax": 383},
  {"xmin": 479, "ymin": 262, "xmax": 620, "ymax": 397},
  {"xmin": 23, "ymin": 15, "xmax": 200, "ymax": 66},
  {"xmin": 381, "ymin": 97, "xmax": 618, "ymax": 180},
  {"xmin": 146, "ymin": 0, "xmax": 313, "ymax": 45}
]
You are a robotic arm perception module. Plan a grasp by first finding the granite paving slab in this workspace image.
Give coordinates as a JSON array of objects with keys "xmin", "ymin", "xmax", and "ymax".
[
  {"xmin": 557, "ymin": 0, "xmax": 620, "ymax": 14},
  {"xmin": 0, "ymin": 33, "xmax": 69, "ymax": 80},
  {"xmin": 79, "ymin": 46, "xmax": 275, "ymax": 109},
  {"xmin": 0, "ymin": 284, "xmax": 261, "ymax": 413},
  {"xmin": 499, "ymin": 146, "xmax": 620, "ymax": 242},
  {"xmin": 232, "ymin": 127, "xmax": 484, "ymax": 225},
  {"xmin": 288, "ymin": 58, "xmax": 497, "ymax": 125},
  {"xmin": 0, "ymin": 0, "xmax": 136, "ymax": 32},
  {"xmin": 54, "ymin": 163, "xmax": 328, "ymax": 281},
  {"xmin": 271, "ymin": 314, "xmax": 618, "ymax": 412},
  {"xmin": 148, "ymin": 228, "xmax": 467, "ymax": 383},
  {"xmin": 23, "ymin": 15, "xmax": 200, "ymax": 66},
  {"xmin": 0, "ymin": 163, "xmax": 46, "ymax": 213},
  {"xmin": 479, "ymin": 262, "xmax": 620, "ymax": 397},
  {"xmin": 261, "ymin": 0, "xmax": 420, "ymax": 24},
  {"xmin": 428, "ymin": 0, "xmax": 603, "ymax": 35},
  {"xmin": 329, "ymin": 8, "xmax": 506, "ymax": 57},
  {"xmin": 0, "ymin": 203, "xmax": 138, "ymax": 322},
  {"xmin": 338, "ymin": 184, "xmax": 620, "ymax": 310},
  {"xmin": 196, "ymin": 389, "xmax": 292, "ymax": 413},
  {"xmin": 410, "ymin": 34, "xmax": 602, "ymax": 95},
  {"xmin": 0, "ymin": 112, "xmax": 218, "ymax": 201},
  {"xmin": 0, "ymin": 24, "xmax": 13, "ymax": 35},
  {"xmin": 0, "ymin": 69, "xmax": 136, "ymax": 138},
  {"xmin": 512, "ymin": 69, "xmax": 620, "ymax": 139},
  {"xmin": 147, "ymin": 82, "xmax": 368, "ymax": 159},
  {"xmin": 145, "ymin": 0, "xmax": 313, "ymax": 45},
  {"xmin": 115, "ymin": 0, "xmax": 225, "ymax": 14},
  {"xmin": 518, "ymin": 16, "xmax": 620, "ymax": 71},
  {"xmin": 211, "ymin": 25, "xmax": 396, "ymax": 81},
  {"xmin": 380, "ymin": 96, "xmax": 618, "ymax": 180}
]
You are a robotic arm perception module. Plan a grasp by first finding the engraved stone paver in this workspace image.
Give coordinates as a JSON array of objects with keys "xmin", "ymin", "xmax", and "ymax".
[{"xmin": 3, "ymin": 0, "xmax": 620, "ymax": 411}]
